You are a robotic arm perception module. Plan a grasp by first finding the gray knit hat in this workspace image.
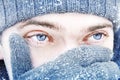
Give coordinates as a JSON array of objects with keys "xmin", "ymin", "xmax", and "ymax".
[{"xmin": 0, "ymin": 0, "xmax": 120, "ymax": 33}]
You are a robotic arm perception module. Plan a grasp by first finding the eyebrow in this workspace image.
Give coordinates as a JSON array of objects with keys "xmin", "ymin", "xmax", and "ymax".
[
  {"xmin": 88, "ymin": 24, "xmax": 113, "ymax": 32},
  {"xmin": 21, "ymin": 19, "xmax": 112, "ymax": 32},
  {"xmin": 21, "ymin": 20, "xmax": 60, "ymax": 30}
]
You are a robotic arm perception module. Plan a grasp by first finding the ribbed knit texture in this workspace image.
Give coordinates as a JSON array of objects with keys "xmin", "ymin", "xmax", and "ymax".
[{"xmin": 0, "ymin": 0, "xmax": 120, "ymax": 33}]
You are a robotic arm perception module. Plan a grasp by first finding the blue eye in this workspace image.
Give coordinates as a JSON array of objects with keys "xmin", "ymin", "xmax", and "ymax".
[
  {"xmin": 36, "ymin": 34, "xmax": 47, "ymax": 41},
  {"xmin": 93, "ymin": 33, "xmax": 103, "ymax": 40}
]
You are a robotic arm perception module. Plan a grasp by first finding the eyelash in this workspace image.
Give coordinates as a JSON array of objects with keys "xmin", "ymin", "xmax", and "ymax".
[
  {"xmin": 83, "ymin": 31, "xmax": 108, "ymax": 44},
  {"xmin": 24, "ymin": 30, "xmax": 53, "ymax": 46},
  {"xmin": 24, "ymin": 30, "xmax": 108, "ymax": 47}
]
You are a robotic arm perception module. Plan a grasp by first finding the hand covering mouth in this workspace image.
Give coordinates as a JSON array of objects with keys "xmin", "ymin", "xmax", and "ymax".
[
  {"xmin": 18, "ymin": 45, "xmax": 120, "ymax": 80},
  {"xmin": 8, "ymin": 34, "xmax": 120, "ymax": 80}
]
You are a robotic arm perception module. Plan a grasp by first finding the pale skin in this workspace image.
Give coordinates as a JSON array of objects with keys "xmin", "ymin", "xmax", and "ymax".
[{"xmin": 0, "ymin": 13, "xmax": 113, "ymax": 68}]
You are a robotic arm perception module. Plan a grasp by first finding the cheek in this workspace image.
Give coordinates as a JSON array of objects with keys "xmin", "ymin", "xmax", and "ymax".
[
  {"xmin": 102, "ymin": 36, "xmax": 114, "ymax": 51},
  {"xmin": 102, "ymin": 37, "xmax": 114, "ymax": 59},
  {"xmin": 29, "ymin": 42, "xmax": 66, "ymax": 68},
  {"xmin": 101, "ymin": 30, "xmax": 114, "ymax": 51}
]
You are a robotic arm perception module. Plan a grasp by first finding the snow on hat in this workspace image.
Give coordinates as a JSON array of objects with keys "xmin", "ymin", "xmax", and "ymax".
[{"xmin": 0, "ymin": 0, "xmax": 120, "ymax": 33}]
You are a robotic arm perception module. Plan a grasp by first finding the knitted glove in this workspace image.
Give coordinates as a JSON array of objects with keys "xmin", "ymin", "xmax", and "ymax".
[{"xmin": 7, "ymin": 34, "xmax": 120, "ymax": 80}]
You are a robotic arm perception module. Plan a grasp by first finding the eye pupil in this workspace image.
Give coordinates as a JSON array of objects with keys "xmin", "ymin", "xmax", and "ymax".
[
  {"xmin": 93, "ymin": 33, "xmax": 102, "ymax": 40},
  {"xmin": 36, "ymin": 34, "xmax": 47, "ymax": 41}
]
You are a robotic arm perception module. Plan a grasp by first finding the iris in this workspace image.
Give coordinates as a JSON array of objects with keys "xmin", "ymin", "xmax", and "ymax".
[
  {"xmin": 36, "ymin": 34, "xmax": 47, "ymax": 41},
  {"xmin": 93, "ymin": 33, "xmax": 103, "ymax": 40}
]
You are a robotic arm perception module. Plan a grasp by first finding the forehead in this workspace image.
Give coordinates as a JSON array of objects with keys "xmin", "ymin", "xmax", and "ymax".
[
  {"xmin": 34, "ymin": 13, "xmax": 111, "ymax": 24},
  {"xmin": 24, "ymin": 13, "xmax": 112, "ymax": 31},
  {"xmin": 8, "ymin": 13, "xmax": 113, "ymax": 35}
]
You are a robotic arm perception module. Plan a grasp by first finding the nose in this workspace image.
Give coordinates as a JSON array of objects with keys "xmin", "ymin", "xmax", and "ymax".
[{"xmin": 64, "ymin": 40, "xmax": 80, "ymax": 52}]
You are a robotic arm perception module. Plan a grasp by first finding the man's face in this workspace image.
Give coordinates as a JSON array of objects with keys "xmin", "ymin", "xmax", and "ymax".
[{"xmin": 1, "ymin": 13, "xmax": 113, "ymax": 68}]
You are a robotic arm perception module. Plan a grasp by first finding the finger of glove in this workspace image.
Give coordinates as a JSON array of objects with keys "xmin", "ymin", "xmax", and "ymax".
[{"xmin": 9, "ymin": 34, "xmax": 32, "ymax": 79}]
